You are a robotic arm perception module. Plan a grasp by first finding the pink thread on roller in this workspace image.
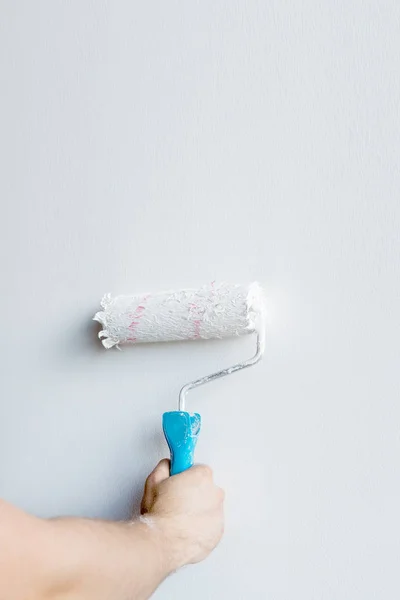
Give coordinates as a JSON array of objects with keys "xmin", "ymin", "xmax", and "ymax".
[
  {"xmin": 193, "ymin": 319, "xmax": 201, "ymax": 339},
  {"xmin": 189, "ymin": 302, "xmax": 203, "ymax": 339},
  {"xmin": 191, "ymin": 281, "xmax": 215, "ymax": 339},
  {"xmin": 127, "ymin": 297, "xmax": 149, "ymax": 342}
]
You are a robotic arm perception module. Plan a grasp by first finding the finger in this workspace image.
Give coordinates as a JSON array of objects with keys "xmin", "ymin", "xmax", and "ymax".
[
  {"xmin": 187, "ymin": 464, "xmax": 214, "ymax": 481},
  {"xmin": 149, "ymin": 459, "xmax": 170, "ymax": 485},
  {"xmin": 141, "ymin": 459, "xmax": 170, "ymax": 514}
]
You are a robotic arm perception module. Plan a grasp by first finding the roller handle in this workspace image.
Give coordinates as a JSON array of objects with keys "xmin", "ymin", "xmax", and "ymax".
[{"xmin": 162, "ymin": 411, "xmax": 201, "ymax": 475}]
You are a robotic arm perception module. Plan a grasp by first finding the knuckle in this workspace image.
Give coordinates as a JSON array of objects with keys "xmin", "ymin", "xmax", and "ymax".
[
  {"xmin": 190, "ymin": 464, "xmax": 213, "ymax": 480},
  {"xmin": 146, "ymin": 471, "xmax": 156, "ymax": 485},
  {"xmin": 146, "ymin": 459, "xmax": 170, "ymax": 488},
  {"xmin": 218, "ymin": 487, "xmax": 225, "ymax": 502},
  {"xmin": 145, "ymin": 471, "xmax": 158, "ymax": 489},
  {"xmin": 198, "ymin": 464, "xmax": 213, "ymax": 478},
  {"xmin": 158, "ymin": 458, "xmax": 170, "ymax": 471}
]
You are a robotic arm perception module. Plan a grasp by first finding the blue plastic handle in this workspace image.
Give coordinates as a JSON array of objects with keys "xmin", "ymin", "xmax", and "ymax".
[{"xmin": 162, "ymin": 411, "xmax": 201, "ymax": 475}]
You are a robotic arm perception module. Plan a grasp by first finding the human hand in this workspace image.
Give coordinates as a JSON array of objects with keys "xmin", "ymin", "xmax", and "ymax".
[{"xmin": 141, "ymin": 460, "xmax": 225, "ymax": 570}]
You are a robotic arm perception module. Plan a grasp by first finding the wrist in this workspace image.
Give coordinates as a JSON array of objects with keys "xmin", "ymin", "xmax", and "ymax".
[
  {"xmin": 139, "ymin": 515, "xmax": 190, "ymax": 572},
  {"xmin": 129, "ymin": 518, "xmax": 178, "ymax": 578}
]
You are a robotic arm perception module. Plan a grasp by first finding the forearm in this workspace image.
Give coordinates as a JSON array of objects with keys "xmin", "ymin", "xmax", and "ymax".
[
  {"xmin": 46, "ymin": 517, "xmax": 172, "ymax": 600},
  {"xmin": 0, "ymin": 500, "xmax": 173, "ymax": 600}
]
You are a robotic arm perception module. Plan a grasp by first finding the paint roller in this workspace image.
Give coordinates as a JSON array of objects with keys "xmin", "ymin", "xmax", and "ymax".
[{"xmin": 93, "ymin": 282, "xmax": 266, "ymax": 475}]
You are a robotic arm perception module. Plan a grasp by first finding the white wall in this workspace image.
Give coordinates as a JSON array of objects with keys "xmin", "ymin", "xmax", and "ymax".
[{"xmin": 1, "ymin": 2, "xmax": 399, "ymax": 598}]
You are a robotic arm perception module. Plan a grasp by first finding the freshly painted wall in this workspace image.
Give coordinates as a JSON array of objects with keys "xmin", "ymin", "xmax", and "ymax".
[{"xmin": 1, "ymin": 2, "xmax": 399, "ymax": 598}]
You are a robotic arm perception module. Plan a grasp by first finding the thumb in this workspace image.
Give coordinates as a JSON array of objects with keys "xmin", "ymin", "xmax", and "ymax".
[
  {"xmin": 141, "ymin": 459, "xmax": 170, "ymax": 514},
  {"xmin": 149, "ymin": 458, "xmax": 170, "ymax": 485}
]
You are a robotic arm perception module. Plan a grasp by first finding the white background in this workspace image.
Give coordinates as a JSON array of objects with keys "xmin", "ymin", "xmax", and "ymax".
[{"xmin": 1, "ymin": 2, "xmax": 399, "ymax": 598}]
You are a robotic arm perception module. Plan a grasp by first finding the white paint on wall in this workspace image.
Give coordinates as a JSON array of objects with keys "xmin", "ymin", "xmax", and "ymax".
[{"xmin": 0, "ymin": 1, "xmax": 399, "ymax": 598}]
